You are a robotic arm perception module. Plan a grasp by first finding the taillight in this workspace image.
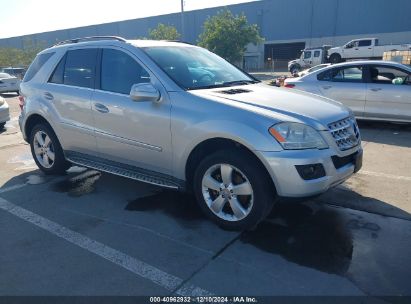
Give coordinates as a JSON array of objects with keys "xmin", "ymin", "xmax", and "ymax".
[
  {"xmin": 18, "ymin": 95, "xmax": 25, "ymax": 111},
  {"xmin": 284, "ymin": 84, "xmax": 295, "ymax": 88}
]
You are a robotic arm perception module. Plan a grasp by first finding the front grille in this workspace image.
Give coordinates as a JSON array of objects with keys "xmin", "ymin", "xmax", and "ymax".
[{"xmin": 328, "ymin": 117, "xmax": 360, "ymax": 151}]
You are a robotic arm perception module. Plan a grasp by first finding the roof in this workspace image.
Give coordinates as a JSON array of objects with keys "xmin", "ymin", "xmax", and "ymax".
[{"xmin": 329, "ymin": 60, "xmax": 410, "ymax": 68}]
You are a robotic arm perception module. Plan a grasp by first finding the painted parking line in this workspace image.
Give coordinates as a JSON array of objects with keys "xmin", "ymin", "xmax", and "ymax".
[
  {"xmin": 0, "ymin": 197, "xmax": 212, "ymax": 296},
  {"xmin": 0, "ymin": 183, "xmax": 28, "ymax": 194},
  {"xmin": 359, "ymin": 170, "xmax": 411, "ymax": 182}
]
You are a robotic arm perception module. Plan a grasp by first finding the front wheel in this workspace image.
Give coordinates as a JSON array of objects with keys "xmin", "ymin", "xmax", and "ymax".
[
  {"xmin": 29, "ymin": 123, "xmax": 70, "ymax": 174},
  {"xmin": 289, "ymin": 64, "xmax": 301, "ymax": 75},
  {"xmin": 193, "ymin": 149, "xmax": 276, "ymax": 230}
]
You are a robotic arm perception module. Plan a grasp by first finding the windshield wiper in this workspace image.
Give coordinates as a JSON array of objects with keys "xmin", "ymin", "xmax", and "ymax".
[
  {"xmin": 221, "ymin": 80, "xmax": 259, "ymax": 86},
  {"xmin": 186, "ymin": 79, "xmax": 259, "ymax": 91}
]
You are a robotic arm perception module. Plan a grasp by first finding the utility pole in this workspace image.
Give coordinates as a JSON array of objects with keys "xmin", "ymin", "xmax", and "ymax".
[{"xmin": 181, "ymin": 0, "xmax": 185, "ymax": 41}]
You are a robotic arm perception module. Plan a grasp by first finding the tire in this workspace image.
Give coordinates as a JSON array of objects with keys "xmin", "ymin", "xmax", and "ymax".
[
  {"xmin": 29, "ymin": 123, "xmax": 70, "ymax": 175},
  {"xmin": 329, "ymin": 53, "xmax": 342, "ymax": 64},
  {"xmin": 193, "ymin": 149, "xmax": 276, "ymax": 230},
  {"xmin": 289, "ymin": 64, "xmax": 301, "ymax": 75},
  {"xmin": 0, "ymin": 122, "xmax": 5, "ymax": 130}
]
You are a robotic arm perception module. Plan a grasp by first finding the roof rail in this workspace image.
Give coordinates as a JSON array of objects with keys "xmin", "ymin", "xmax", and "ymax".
[{"xmin": 53, "ymin": 36, "xmax": 127, "ymax": 47}]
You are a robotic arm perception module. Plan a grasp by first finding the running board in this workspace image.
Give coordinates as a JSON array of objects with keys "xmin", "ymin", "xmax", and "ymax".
[{"xmin": 66, "ymin": 152, "xmax": 184, "ymax": 190}]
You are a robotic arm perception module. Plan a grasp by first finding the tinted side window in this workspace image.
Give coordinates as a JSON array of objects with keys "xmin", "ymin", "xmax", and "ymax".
[
  {"xmin": 314, "ymin": 51, "xmax": 320, "ymax": 58},
  {"xmin": 23, "ymin": 52, "xmax": 55, "ymax": 82},
  {"xmin": 318, "ymin": 66, "xmax": 363, "ymax": 82},
  {"xmin": 64, "ymin": 49, "xmax": 98, "ymax": 89},
  {"xmin": 100, "ymin": 49, "xmax": 150, "ymax": 95},
  {"xmin": 49, "ymin": 54, "xmax": 66, "ymax": 84},
  {"xmin": 358, "ymin": 40, "xmax": 372, "ymax": 47}
]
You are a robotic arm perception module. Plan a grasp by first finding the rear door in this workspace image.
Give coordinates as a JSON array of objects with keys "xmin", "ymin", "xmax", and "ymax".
[
  {"xmin": 46, "ymin": 48, "xmax": 98, "ymax": 155},
  {"xmin": 312, "ymin": 50, "xmax": 322, "ymax": 66},
  {"xmin": 316, "ymin": 65, "xmax": 367, "ymax": 117},
  {"xmin": 365, "ymin": 65, "xmax": 411, "ymax": 121}
]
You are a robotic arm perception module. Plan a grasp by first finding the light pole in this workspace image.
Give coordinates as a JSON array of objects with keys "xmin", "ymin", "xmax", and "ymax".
[{"xmin": 181, "ymin": 0, "xmax": 185, "ymax": 41}]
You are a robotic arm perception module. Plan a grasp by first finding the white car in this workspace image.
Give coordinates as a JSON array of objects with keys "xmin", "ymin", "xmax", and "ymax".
[
  {"xmin": 0, "ymin": 72, "xmax": 20, "ymax": 94},
  {"xmin": 298, "ymin": 64, "xmax": 331, "ymax": 77},
  {"xmin": 284, "ymin": 61, "xmax": 411, "ymax": 123},
  {"xmin": 0, "ymin": 96, "xmax": 10, "ymax": 129}
]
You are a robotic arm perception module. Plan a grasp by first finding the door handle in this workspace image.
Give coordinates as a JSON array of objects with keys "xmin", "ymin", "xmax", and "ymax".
[
  {"xmin": 322, "ymin": 85, "xmax": 332, "ymax": 90},
  {"xmin": 370, "ymin": 88, "xmax": 382, "ymax": 92},
  {"xmin": 94, "ymin": 103, "xmax": 109, "ymax": 113},
  {"xmin": 44, "ymin": 92, "xmax": 54, "ymax": 101}
]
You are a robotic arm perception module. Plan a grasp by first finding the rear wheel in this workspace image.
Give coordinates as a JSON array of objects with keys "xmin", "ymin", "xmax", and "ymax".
[
  {"xmin": 329, "ymin": 53, "xmax": 342, "ymax": 64},
  {"xmin": 29, "ymin": 123, "xmax": 70, "ymax": 174},
  {"xmin": 193, "ymin": 149, "xmax": 276, "ymax": 230},
  {"xmin": 0, "ymin": 122, "xmax": 5, "ymax": 130}
]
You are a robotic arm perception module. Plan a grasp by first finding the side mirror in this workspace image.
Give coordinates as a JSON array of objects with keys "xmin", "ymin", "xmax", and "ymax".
[{"xmin": 130, "ymin": 83, "xmax": 161, "ymax": 102}]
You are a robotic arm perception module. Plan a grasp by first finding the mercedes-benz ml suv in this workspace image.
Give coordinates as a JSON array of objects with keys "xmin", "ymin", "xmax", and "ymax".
[{"xmin": 19, "ymin": 37, "xmax": 362, "ymax": 230}]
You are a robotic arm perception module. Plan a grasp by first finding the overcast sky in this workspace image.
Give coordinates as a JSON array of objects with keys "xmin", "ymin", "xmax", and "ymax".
[{"xmin": 0, "ymin": 0, "xmax": 257, "ymax": 39}]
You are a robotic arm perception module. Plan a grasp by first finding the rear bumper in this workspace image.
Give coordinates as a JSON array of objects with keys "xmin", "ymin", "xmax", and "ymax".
[
  {"xmin": 0, "ymin": 102, "xmax": 10, "ymax": 124},
  {"xmin": 258, "ymin": 146, "xmax": 362, "ymax": 197}
]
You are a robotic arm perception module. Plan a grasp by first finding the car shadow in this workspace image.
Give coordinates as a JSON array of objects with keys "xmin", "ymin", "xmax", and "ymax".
[
  {"xmin": 242, "ymin": 202, "xmax": 353, "ymax": 275},
  {"xmin": 317, "ymin": 185, "xmax": 411, "ymax": 221},
  {"xmin": 357, "ymin": 120, "xmax": 411, "ymax": 148}
]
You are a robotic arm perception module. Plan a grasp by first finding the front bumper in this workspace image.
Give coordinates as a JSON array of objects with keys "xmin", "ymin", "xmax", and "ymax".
[
  {"xmin": 0, "ymin": 101, "xmax": 10, "ymax": 124},
  {"xmin": 259, "ymin": 146, "xmax": 362, "ymax": 197}
]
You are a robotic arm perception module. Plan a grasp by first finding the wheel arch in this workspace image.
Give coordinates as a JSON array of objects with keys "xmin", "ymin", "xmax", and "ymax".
[
  {"xmin": 184, "ymin": 137, "xmax": 277, "ymax": 195},
  {"xmin": 24, "ymin": 114, "xmax": 54, "ymax": 140}
]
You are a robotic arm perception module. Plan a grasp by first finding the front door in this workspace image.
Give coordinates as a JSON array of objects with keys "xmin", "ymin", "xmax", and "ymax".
[
  {"xmin": 91, "ymin": 47, "xmax": 172, "ymax": 175},
  {"xmin": 317, "ymin": 65, "xmax": 367, "ymax": 117}
]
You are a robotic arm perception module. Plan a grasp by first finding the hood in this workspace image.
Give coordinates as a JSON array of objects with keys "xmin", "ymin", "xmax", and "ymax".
[
  {"xmin": 189, "ymin": 83, "xmax": 351, "ymax": 130},
  {"xmin": 328, "ymin": 46, "xmax": 340, "ymax": 52},
  {"xmin": 288, "ymin": 59, "xmax": 297, "ymax": 66}
]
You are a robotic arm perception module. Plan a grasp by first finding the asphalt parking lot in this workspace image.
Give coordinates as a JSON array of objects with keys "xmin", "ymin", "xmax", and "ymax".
[{"xmin": 1, "ymin": 93, "xmax": 411, "ymax": 301}]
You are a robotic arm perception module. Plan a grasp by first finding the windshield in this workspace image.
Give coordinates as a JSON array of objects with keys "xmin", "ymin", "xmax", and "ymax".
[{"xmin": 143, "ymin": 46, "xmax": 258, "ymax": 90}]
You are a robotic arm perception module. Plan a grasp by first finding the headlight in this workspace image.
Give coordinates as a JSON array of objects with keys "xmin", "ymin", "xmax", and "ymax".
[{"xmin": 269, "ymin": 122, "xmax": 328, "ymax": 150}]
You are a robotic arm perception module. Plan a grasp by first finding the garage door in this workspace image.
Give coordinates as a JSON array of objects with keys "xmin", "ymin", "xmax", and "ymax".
[{"xmin": 264, "ymin": 42, "xmax": 306, "ymax": 61}]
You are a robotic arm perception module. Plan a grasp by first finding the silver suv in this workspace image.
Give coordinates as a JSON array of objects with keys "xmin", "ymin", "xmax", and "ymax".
[{"xmin": 19, "ymin": 37, "xmax": 362, "ymax": 230}]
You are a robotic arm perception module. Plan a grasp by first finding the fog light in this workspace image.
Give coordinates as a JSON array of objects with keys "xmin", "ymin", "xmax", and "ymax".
[{"xmin": 295, "ymin": 164, "xmax": 326, "ymax": 180}]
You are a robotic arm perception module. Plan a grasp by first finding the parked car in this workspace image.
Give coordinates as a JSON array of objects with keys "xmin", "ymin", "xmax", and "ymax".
[
  {"xmin": 0, "ymin": 72, "xmax": 20, "ymax": 94},
  {"xmin": 288, "ymin": 46, "xmax": 331, "ymax": 74},
  {"xmin": 0, "ymin": 96, "xmax": 10, "ymax": 129},
  {"xmin": 284, "ymin": 61, "xmax": 411, "ymax": 123},
  {"xmin": 1, "ymin": 67, "xmax": 26, "ymax": 79},
  {"xmin": 328, "ymin": 38, "xmax": 411, "ymax": 63},
  {"xmin": 298, "ymin": 64, "xmax": 331, "ymax": 77},
  {"xmin": 19, "ymin": 37, "xmax": 362, "ymax": 230}
]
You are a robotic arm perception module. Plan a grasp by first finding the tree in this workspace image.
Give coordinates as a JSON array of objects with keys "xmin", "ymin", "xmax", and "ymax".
[
  {"xmin": 198, "ymin": 9, "xmax": 263, "ymax": 63},
  {"xmin": 0, "ymin": 38, "xmax": 46, "ymax": 67},
  {"xmin": 148, "ymin": 23, "xmax": 181, "ymax": 40}
]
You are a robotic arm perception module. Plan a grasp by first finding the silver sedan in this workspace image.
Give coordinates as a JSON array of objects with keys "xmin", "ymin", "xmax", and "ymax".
[
  {"xmin": 284, "ymin": 61, "xmax": 411, "ymax": 123},
  {"xmin": 0, "ymin": 96, "xmax": 10, "ymax": 129},
  {"xmin": 0, "ymin": 72, "xmax": 20, "ymax": 94}
]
